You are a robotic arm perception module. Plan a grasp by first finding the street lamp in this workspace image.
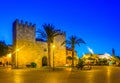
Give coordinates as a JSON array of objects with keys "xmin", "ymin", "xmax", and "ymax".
[
  {"xmin": 52, "ymin": 45, "xmax": 55, "ymax": 71},
  {"xmin": 7, "ymin": 53, "xmax": 12, "ymax": 65},
  {"xmin": 16, "ymin": 49, "xmax": 19, "ymax": 68},
  {"xmin": 7, "ymin": 53, "xmax": 12, "ymax": 58}
]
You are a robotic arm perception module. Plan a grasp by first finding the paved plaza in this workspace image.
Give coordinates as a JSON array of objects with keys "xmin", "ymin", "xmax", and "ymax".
[{"xmin": 0, "ymin": 66, "xmax": 120, "ymax": 83}]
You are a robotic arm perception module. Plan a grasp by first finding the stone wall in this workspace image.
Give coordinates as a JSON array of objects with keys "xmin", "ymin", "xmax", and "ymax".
[
  {"xmin": 12, "ymin": 19, "xmax": 41, "ymax": 68},
  {"xmin": 12, "ymin": 19, "xmax": 66, "ymax": 68},
  {"xmin": 52, "ymin": 34, "xmax": 66, "ymax": 67}
]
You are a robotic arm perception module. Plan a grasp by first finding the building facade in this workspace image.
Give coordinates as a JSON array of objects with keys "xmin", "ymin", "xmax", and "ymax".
[
  {"xmin": 66, "ymin": 47, "xmax": 79, "ymax": 66},
  {"xmin": 82, "ymin": 53, "xmax": 112, "ymax": 65},
  {"xmin": 12, "ymin": 19, "xmax": 66, "ymax": 68}
]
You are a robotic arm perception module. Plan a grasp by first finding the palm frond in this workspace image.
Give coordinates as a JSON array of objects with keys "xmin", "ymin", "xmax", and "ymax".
[
  {"xmin": 76, "ymin": 38, "xmax": 86, "ymax": 46},
  {"xmin": 37, "ymin": 29, "xmax": 47, "ymax": 38},
  {"xmin": 42, "ymin": 23, "xmax": 63, "ymax": 43},
  {"xmin": 53, "ymin": 29, "xmax": 61, "ymax": 37},
  {"xmin": 61, "ymin": 41, "xmax": 66, "ymax": 46},
  {"xmin": 61, "ymin": 40, "xmax": 71, "ymax": 46},
  {"xmin": 68, "ymin": 35, "xmax": 86, "ymax": 47}
]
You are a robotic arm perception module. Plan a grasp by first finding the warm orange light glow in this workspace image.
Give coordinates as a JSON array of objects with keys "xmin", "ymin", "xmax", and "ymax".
[
  {"xmin": 16, "ymin": 49, "xmax": 19, "ymax": 52},
  {"xmin": 8, "ymin": 53, "xmax": 12, "ymax": 58},
  {"xmin": 52, "ymin": 45, "xmax": 55, "ymax": 48}
]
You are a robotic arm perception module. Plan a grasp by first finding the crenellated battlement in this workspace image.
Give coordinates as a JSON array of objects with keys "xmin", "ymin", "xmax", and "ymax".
[
  {"xmin": 14, "ymin": 19, "xmax": 36, "ymax": 29},
  {"xmin": 13, "ymin": 19, "xmax": 36, "ymax": 43}
]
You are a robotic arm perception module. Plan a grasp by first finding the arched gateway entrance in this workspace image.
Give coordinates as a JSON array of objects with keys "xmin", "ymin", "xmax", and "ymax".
[{"xmin": 42, "ymin": 56, "xmax": 47, "ymax": 66}]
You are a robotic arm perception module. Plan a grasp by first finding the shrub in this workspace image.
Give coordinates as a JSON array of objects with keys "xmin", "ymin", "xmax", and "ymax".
[
  {"xmin": 31, "ymin": 62, "xmax": 37, "ymax": 68},
  {"xmin": 76, "ymin": 58, "xmax": 85, "ymax": 70}
]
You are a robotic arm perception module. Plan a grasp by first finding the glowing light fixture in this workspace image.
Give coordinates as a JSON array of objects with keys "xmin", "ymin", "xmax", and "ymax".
[
  {"xmin": 8, "ymin": 53, "xmax": 12, "ymax": 58},
  {"xmin": 52, "ymin": 45, "xmax": 55, "ymax": 48},
  {"xmin": 16, "ymin": 49, "xmax": 19, "ymax": 52},
  {"xmin": 52, "ymin": 44, "xmax": 55, "ymax": 71}
]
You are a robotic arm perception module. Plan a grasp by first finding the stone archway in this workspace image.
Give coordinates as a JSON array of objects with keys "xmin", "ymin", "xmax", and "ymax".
[{"xmin": 42, "ymin": 56, "xmax": 47, "ymax": 66}]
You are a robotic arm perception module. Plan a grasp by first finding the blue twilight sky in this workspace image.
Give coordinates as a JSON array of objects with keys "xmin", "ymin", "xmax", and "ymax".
[{"xmin": 0, "ymin": 0, "xmax": 120, "ymax": 57}]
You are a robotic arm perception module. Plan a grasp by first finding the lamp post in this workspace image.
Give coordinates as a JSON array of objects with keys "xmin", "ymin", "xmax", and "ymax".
[
  {"xmin": 16, "ymin": 49, "xmax": 19, "ymax": 68},
  {"xmin": 7, "ymin": 53, "xmax": 12, "ymax": 66},
  {"xmin": 52, "ymin": 45, "xmax": 55, "ymax": 71}
]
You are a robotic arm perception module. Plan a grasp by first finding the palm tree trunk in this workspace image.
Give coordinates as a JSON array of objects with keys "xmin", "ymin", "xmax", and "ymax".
[
  {"xmin": 72, "ymin": 46, "xmax": 74, "ymax": 67},
  {"xmin": 48, "ymin": 42, "xmax": 51, "ymax": 67}
]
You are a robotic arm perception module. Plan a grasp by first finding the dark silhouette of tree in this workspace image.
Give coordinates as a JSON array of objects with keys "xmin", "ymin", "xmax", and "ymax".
[
  {"xmin": 76, "ymin": 58, "xmax": 85, "ymax": 70},
  {"xmin": 116, "ymin": 56, "xmax": 120, "ymax": 59},
  {"xmin": 67, "ymin": 56, "xmax": 73, "ymax": 60},
  {"xmin": 112, "ymin": 48, "xmax": 115, "ymax": 56},
  {"xmin": 66, "ymin": 56, "xmax": 72, "ymax": 65},
  {"xmin": 0, "ymin": 41, "xmax": 8, "ymax": 57},
  {"xmin": 103, "ymin": 58, "xmax": 107, "ymax": 64},
  {"xmin": 88, "ymin": 56, "xmax": 93, "ymax": 60},
  {"xmin": 37, "ymin": 24, "xmax": 62, "ymax": 67},
  {"xmin": 62, "ymin": 35, "xmax": 86, "ymax": 66}
]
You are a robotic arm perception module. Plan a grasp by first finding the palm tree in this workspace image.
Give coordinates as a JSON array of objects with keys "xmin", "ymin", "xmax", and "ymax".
[
  {"xmin": 37, "ymin": 24, "xmax": 62, "ymax": 67},
  {"xmin": 62, "ymin": 35, "xmax": 86, "ymax": 66}
]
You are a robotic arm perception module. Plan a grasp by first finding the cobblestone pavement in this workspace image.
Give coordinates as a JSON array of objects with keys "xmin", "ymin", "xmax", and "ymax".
[{"xmin": 0, "ymin": 66, "xmax": 120, "ymax": 83}]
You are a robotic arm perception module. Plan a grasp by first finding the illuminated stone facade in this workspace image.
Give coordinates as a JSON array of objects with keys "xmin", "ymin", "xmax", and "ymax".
[
  {"xmin": 53, "ymin": 35, "xmax": 66, "ymax": 67},
  {"xmin": 82, "ymin": 53, "xmax": 112, "ymax": 64},
  {"xmin": 66, "ymin": 47, "xmax": 79, "ymax": 66},
  {"xmin": 12, "ymin": 19, "xmax": 66, "ymax": 68}
]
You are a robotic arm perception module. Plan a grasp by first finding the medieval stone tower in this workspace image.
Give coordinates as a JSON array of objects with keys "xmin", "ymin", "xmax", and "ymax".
[{"xmin": 12, "ymin": 19, "xmax": 66, "ymax": 68}]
